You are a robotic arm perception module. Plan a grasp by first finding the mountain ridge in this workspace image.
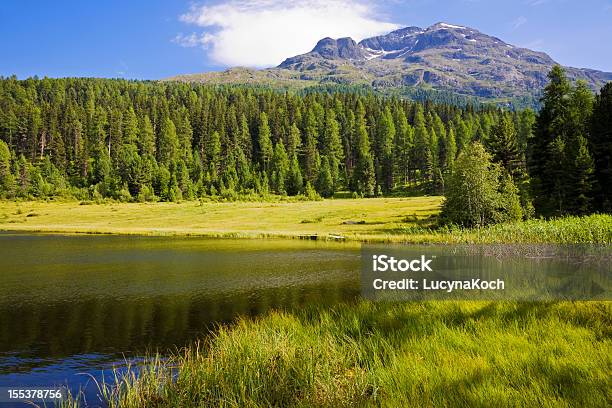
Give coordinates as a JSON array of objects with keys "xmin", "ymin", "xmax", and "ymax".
[{"xmin": 169, "ymin": 22, "xmax": 612, "ymax": 105}]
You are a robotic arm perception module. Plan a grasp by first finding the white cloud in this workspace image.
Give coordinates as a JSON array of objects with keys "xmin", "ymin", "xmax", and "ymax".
[
  {"xmin": 173, "ymin": 32, "xmax": 215, "ymax": 48},
  {"xmin": 178, "ymin": 0, "xmax": 400, "ymax": 67},
  {"xmin": 511, "ymin": 16, "xmax": 527, "ymax": 30}
]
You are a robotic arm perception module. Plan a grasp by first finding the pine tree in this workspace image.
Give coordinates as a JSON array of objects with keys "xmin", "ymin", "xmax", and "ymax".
[
  {"xmin": 302, "ymin": 109, "xmax": 319, "ymax": 183},
  {"xmin": 0, "ymin": 140, "xmax": 13, "ymax": 197},
  {"xmin": 378, "ymin": 106, "xmax": 395, "ymax": 193},
  {"xmin": 590, "ymin": 83, "xmax": 612, "ymax": 210},
  {"xmin": 352, "ymin": 103, "xmax": 375, "ymax": 196},
  {"xmin": 321, "ymin": 109, "xmax": 343, "ymax": 188},
  {"xmin": 286, "ymin": 154, "xmax": 303, "ymax": 196},
  {"xmin": 393, "ymin": 106, "xmax": 413, "ymax": 184},
  {"xmin": 257, "ymin": 112, "xmax": 273, "ymax": 170},
  {"xmin": 487, "ymin": 113, "xmax": 520, "ymax": 174},
  {"xmin": 158, "ymin": 117, "xmax": 179, "ymax": 166},
  {"xmin": 287, "ymin": 123, "xmax": 302, "ymax": 159},
  {"xmin": 138, "ymin": 115, "xmax": 156, "ymax": 158},
  {"xmin": 239, "ymin": 114, "xmax": 252, "ymax": 161},
  {"xmin": 316, "ymin": 156, "xmax": 334, "ymax": 198},
  {"xmin": 529, "ymin": 66, "xmax": 593, "ymax": 216},
  {"xmin": 205, "ymin": 130, "xmax": 221, "ymax": 172},
  {"xmin": 444, "ymin": 126, "xmax": 457, "ymax": 171},
  {"xmin": 271, "ymin": 140, "xmax": 289, "ymax": 194},
  {"xmin": 413, "ymin": 106, "xmax": 432, "ymax": 184},
  {"xmin": 573, "ymin": 136, "xmax": 595, "ymax": 214}
]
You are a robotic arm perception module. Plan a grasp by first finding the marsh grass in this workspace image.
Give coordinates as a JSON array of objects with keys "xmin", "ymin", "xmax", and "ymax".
[{"xmin": 62, "ymin": 301, "xmax": 611, "ymax": 407}]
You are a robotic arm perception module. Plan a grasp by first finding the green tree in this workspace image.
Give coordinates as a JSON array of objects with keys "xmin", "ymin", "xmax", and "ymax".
[
  {"xmin": 378, "ymin": 106, "xmax": 395, "ymax": 192},
  {"xmin": 442, "ymin": 143, "xmax": 521, "ymax": 227},
  {"xmin": 487, "ymin": 113, "xmax": 520, "ymax": 174},
  {"xmin": 0, "ymin": 140, "xmax": 14, "ymax": 196},
  {"xmin": 271, "ymin": 141, "xmax": 289, "ymax": 194},
  {"xmin": 158, "ymin": 117, "xmax": 179, "ymax": 165},
  {"xmin": 138, "ymin": 115, "xmax": 156, "ymax": 158},
  {"xmin": 393, "ymin": 106, "xmax": 413, "ymax": 184},
  {"xmin": 286, "ymin": 154, "xmax": 303, "ymax": 196},
  {"xmin": 589, "ymin": 83, "xmax": 612, "ymax": 210},
  {"xmin": 352, "ymin": 103, "xmax": 375, "ymax": 196},
  {"xmin": 573, "ymin": 136, "xmax": 595, "ymax": 214},
  {"xmin": 287, "ymin": 123, "xmax": 302, "ymax": 159},
  {"xmin": 257, "ymin": 112, "xmax": 273, "ymax": 170},
  {"xmin": 529, "ymin": 66, "xmax": 595, "ymax": 216},
  {"xmin": 316, "ymin": 156, "xmax": 334, "ymax": 198}
]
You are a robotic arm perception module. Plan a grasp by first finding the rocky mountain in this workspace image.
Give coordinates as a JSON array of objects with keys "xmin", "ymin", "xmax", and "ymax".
[{"xmin": 170, "ymin": 22, "xmax": 612, "ymax": 105}]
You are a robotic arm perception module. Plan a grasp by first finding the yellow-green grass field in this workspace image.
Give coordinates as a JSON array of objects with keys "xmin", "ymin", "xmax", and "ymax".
[{"xmin": 1, "ymin": 197, "xmax": 612, "ymax": 243}]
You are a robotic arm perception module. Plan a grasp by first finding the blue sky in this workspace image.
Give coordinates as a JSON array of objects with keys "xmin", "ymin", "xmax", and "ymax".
[{"xmin": 2, "ymin": 0, "xmax": 611, "ymax": 79}]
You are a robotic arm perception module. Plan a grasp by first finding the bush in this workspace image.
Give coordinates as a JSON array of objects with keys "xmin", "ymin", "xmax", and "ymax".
[{"xmin": 442, "ymin": 142, "xmax": 522, "ymax": 227}]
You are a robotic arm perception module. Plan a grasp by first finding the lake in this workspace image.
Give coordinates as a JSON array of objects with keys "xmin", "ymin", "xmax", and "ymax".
[{"xmin": 0, "ymin": 233, "xmax": 361, "ymax": 406}]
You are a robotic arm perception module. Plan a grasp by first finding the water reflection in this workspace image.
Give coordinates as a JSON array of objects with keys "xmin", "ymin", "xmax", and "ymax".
[{"xmin": 0, "ymin": 233, "xmax": 360, "ymax": 391}]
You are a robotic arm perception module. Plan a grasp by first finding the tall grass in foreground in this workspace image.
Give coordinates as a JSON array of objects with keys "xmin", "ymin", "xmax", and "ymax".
[{"xmin": 62, "ymin": 301, "xmax": 611, "ymax": 407}]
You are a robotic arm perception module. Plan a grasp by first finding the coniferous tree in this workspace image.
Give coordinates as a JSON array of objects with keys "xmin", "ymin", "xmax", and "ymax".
[
  {"xmin": 321, "ymin": 109, "xmax": 343, "ymax": 189},
  {"xmin": 487, "ymin": 113, "xmax": 520, "ymax": 174},
  {"xmin": 589, "ymin": 83, "xmax": 612, "ymax": 210},
  {"xmin": 393, "ymin": 106, "xmax": 413, "ymax": 184},
  {"xmin": 271, "ymin": 140, "xmax": 289, "ymax": 194},
  {"xmin": 378, "ymin": 106, "xmax": 395, "ymax": 193},
  {"xmin": 287, "ymin": 123, "xmax": 302, "ymax": 159},
  {"xmin": 352, "ymin": 103, "xmax": 375, "ymax": 196},
  {"xmin": 302, "ymin": 109, "xmax": 319, "ymax": 183},
  {"xmin": 0, "ymin": 140, "xmax": 13, "ymax": 197},
  {"xmin": 529, "ymin": 66, "xmax": 595, "ymax": 216},
  {"xmin": 413, "ymin": 106, "xmax": 432, "ymax": 184},
  {"xmin": 257, "ymin": 112, "xmax": 273, "ymax": 170},
  {"xmin": 158, "ymin": 117, "xmax": 179, "ymax": 166},
  {"xmin": 138, "ymin": 116, "xmax": 156, "ymax": 158},
  {"xmin": 574, "ymin": 136, "xmax": 595, "ymax": 214},
  {"xmin": 286, "ymin": 154, "xmax": 303, "ymax": 196},
  {"xmin": 316, "ymin": 156, "xmax": 334, "ymax": 198}
]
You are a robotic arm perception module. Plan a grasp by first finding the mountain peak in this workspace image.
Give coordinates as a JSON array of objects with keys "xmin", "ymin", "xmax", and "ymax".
[
  {"xmin": 310, "ymin": 36, "xmax": 364, "ymax": 60},
  {"xmin": 428, "ymin": 22, "xmax": 469, "ymax": 30}
]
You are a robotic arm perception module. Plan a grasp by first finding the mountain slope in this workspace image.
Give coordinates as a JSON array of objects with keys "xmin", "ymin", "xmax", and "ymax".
[{"xmin": 170, "ymin": 22, "xmax": 612, "ymax": 103}]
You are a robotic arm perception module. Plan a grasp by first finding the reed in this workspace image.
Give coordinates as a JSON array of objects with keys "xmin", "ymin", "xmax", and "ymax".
[{"xmin": 62, "ymin": 300, "xmax": 611, "ymax": 407}]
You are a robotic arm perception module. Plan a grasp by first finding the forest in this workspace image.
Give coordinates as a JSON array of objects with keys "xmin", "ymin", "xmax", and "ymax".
[{"xmin": 0, "ymin": 66, "xmax": 610, "ymax": 224}]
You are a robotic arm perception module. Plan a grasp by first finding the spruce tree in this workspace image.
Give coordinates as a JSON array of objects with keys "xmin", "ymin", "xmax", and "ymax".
[
  {"xmin": 573, "ymin": 136, "xmax": 595, "ymax": 214},
  {"xmin": 352, "ymin": 103, "xmax": 375, "ymax": 196},
  {"xmin": 487, "ymin": 113, "xmax": 520, "ymax": 174},
  {"xmin": 158, "ymin": 117, "xmax": 179, "ymax": 166},
  {"xmin": 271, "ymin": 140, "xmax": 289, "ymax": 194},
  {"xmin": 0, "ymin": 140, "xmax": 13, "ymax": 197},
  {"xmin": 316, "ymin": 156, "xmax": 334, "ymax": 198},
  {"xmin": 589, "ymin": 83, "xmax": 612, "ymax": 210},
  {"xmin": 257, "ymin": 112, "xmax": 273, "ymax": 170},
  {"xmin": 286, "ymin": 154, "xmax": 303, "ymax": 196},
  {"xmin": 378, "ymin": 106, "xmax": 395, "ymax": 193}
]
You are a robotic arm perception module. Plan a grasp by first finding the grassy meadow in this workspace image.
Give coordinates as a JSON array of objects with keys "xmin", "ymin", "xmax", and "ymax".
[
  {"xmin": 62, "ymin": 301, "xmax": 611, "ymax": 407},
  {"xmin": 1, "ymin": 197, "xmax": 611, "ymax": 243}
]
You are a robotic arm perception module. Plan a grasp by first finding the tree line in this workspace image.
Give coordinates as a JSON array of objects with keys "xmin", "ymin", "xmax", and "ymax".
[{"xmin": 0, "ymin": 67, "xmax": 610, "ymax": 224}]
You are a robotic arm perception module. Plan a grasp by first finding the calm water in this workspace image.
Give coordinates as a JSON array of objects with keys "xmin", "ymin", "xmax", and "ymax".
[{"xmin": 0, "ymin": 233, "xmax": 360, "ymax": 406}]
